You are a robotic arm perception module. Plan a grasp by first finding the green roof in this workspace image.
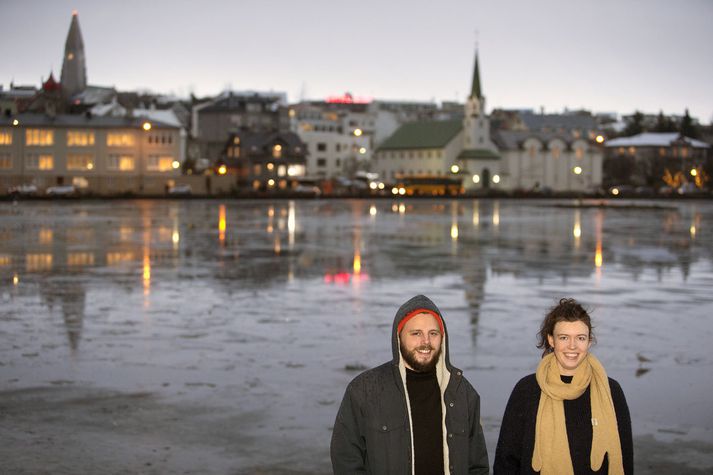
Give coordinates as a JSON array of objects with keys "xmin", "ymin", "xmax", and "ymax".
[
  {"xmin": 457, "ymin": 148, "xmax": 500, "ymax": 160},
  {"xmin": 378, "ymin": 120, "xmax": 462, "ymax": 150}
]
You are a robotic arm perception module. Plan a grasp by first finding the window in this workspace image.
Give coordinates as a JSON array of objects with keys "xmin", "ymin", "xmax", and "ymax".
[
  {"xmin": 147, "ymin": 155, "xmax": 174, "ymax": 172},
  {"xmin": 336, "ymin": 158, "xmax": 341, "ymax": 166},
  {"xmin": 0, "ymin": 130, "xmax": 12, "ymax": 145},
  {"xmin": 317, "ymin": 143, "xmax": 327, "ymax": 152},
  {"xmin": 25, "ymin": 153, "xmax": 54, "ymax": 170},
  {"xmin": 273, "ymin": 144, "xmax": 282, "ymax": 159},
  {"xmin": 107, "ymin": 133, "xmax": 136, "ymax": 147},
  {"xmin": 528, "ymin": 145, "xmax": 537, "ymax": 159},
  {"xmin": 0, "ymin": 153, "xmax": 12, "ymax": 169},
  {"xmin": 25, "ymin": 129, "xmax": 54, "ymax": 146},
  {"xmin": 107, "ymin": 154, "xmax": 135, "ymax": 171},
  {"xmin": 336, "ymin": 144, "xmax": 341, "ymax": 152},
  {"xmin": 67, "ymin": 131, "xmax": 95, "ymax": 146},
  {"xmin": 317, "ymin": 158, "xmax": 326, "ymax": 167},
  {"xmin": 575, "ymin": 148, "xmax": 584, "ymax": 160},
  {"xmin": 552, "ymin": 147, "xmax": 561, "ymax": 159},
  {"xmin": 67, "ymin": 154, "xmax": 95, "ymax": 171}
]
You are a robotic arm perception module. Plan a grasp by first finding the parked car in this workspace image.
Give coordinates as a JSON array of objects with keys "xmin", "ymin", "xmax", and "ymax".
[
  {"xmin": 168, "ymin": 184, "xmax": 192, "ymax": 196},
  {"xmin": 8, "ymin": 184, "xmax": 38, "ymax": 196},
  {"xmin": 45, "ymin": 185, "xmax": 77, "ymax": 196}
]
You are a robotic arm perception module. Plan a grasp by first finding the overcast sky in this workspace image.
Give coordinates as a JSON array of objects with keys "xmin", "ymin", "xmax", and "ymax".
[{"xmin": 2, "ymin": 0, "xmax": 712, "ymax": 122}]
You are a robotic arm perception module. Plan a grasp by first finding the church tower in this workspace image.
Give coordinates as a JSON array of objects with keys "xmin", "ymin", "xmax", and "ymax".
[
  {"xmin": 60, "ymin": 11, "xmax": 87, "ymax": 100},
  {"xmin": 462, "ymin": 49, "xmax": 496, "ymax": 152}
]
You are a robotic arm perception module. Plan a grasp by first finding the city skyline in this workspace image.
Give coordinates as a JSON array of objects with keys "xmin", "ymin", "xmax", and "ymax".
[{"xmin": 2, "ymin": 0, "xmax": 712, "ymax": 123}]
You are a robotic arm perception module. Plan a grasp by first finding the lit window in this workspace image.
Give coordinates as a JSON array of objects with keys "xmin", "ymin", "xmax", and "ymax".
[
  {"xmin": 25, "ymin": 129, "xmax": 54, "ymax": 146},
  {"xmin": 147, "ymin": 155, "xmax": 175, "ymax": 172},
  {"xmin": 0, "ymin": 154, "xmax": 12, "ymax": 169},
  {"xmin": 67, "ymin": 154, "xmax": 95, "ymax": 171},
  {"xmin": 67, "ymin": 131, "xmax": 95, "ymax": 147},
  {"xmin": 25, "ymin": 153, "xmax": 54, "ymax": 170},
  {"xmin": 0, "ymin": 130, "xmax": 12, "ymax": 145},
  {"xmin": 107, "ymin": 133, "xmax": 136, "ymax": 147},
  {"xmin": 575, "ymin": 148, "xmax": 584, "ymax": 160},
  {"xmin": 233, "ymin": 146, "xmax": 240, "ymax": 158},
  {"xmin": 273, "ymin": 144, "xmax": 283, "ymax": 158},
  {"xmin": 108, "ymin": 154, "xmax": 135, "ymax": 171}
]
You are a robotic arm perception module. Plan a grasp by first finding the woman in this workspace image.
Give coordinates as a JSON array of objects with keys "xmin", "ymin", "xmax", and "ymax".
[{"xmin": 493, "ymin": 298, "xmax": 633, "ymax": 474}]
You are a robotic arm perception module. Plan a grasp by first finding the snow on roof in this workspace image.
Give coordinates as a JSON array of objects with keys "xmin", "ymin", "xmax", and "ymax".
[
  {"xmin": 132, "ymin": 108, "xmax": 182, "ymax": 128},
  {"xmin": 605, "ymin": 132, "xmax": 709, "ymax": 148}
]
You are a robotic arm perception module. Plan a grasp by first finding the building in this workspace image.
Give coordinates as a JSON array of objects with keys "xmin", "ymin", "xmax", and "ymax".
[
  {"xmin": 191, "ymin": 91, "xmax": 290, "ymax": 164},
  {"xmin": 0, "ymin": 113, "xmax": 184, "ymax": 195},
  {"xmin": 215, "ymin": 129, "xmax": 306, "ymax": 192},
  {"xmin": 60, "ymin": 11, "xmax": 87, "ymax": 101},
  {"xmin": 290, "ymin": 101, "xmax": 372, "ymax": 179},
  {"xmin": 604, "ymin": 132, "xmax": 710, "ymax": 188},
  {"xmin": 373, "ymin": 49, "xmax": 603, "ymax": 194}
]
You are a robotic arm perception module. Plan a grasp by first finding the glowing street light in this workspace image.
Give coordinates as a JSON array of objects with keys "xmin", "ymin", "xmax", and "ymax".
[
  {"xmin": 492, "ymin": 174, "xmax": 501, "ymax": 184},
  {"xmin": 172, "ymin": 160, "xmax": 180, "ymax": 169},
  {"xmin": 268, "ymin": 179, "xmax": 275, "ymax": 187},
  {"xmin": 472, "ymin": 174, "xmax": 480, "ymax": 184},
  {"xmin": 595, "ymin": 135, "xmax": 605, "ymax": 144},
  {"xmin": 142, "ymin": 121, "xmax": 152, "ymax": 131},
  {"xmin": 359, "ymin": 147, "xmax": 367, "ymax": 154},
  {"xmin": 690, "ymin": 168, "xmax": 698, "ymax": 177},
  {"xmin": 218, "ymin": 165, "xmax": 227, "ymax": 175},
  {"xmin": 353, "ymin": 128, "xmax": 363, "ymax": 137},
  {"xmin": 398, "ymin": 187, "xmax": 406, "ymax": 195},
  {"xmin": 573, "ymin": 166, "xmax": 583, "ymax": 175},
  {"xmin": 450, "ymin": 164, "xmax": 460, "ymax": 174},
  {"xmin": 391, "ymin": 187, "xmax": 399, "ymax": 195},
  {"xmin": 12, "ymin": 119, "xmax": 19, "ymax": 126},
  {"xmin": 369, "ymin": 182, "xmax": 378, "ymax": 190},
  {"xmin": 611, "ymin": 187, "xmax": 620, "ymax": 196}
]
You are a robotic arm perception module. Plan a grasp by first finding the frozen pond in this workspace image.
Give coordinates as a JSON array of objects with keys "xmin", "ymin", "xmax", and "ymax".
[{"xmin": 1, "ymin": 198, "xmax": 712, "ymax": 473}]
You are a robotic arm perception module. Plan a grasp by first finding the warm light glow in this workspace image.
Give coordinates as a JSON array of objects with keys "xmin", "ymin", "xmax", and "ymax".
[
  {"xmin": 12, "ymin": 119, "xmax": 19, "ymax": 126},
  {"xmin": 267, "ymin": 163, "xmax": 275, "ymax": 171},
  {"xmin": 398, "ymin": 204, "xmax": 406, "ymax": 214},
  {"xmin": 398, "ymin": 187, "xmax": 406, "ymax": 195},
  {"xmin": 595, "ymin": 242, "xmax": 603, "ymax": 268},
  {"xmin": 492, "ymin": 174, "xmax": 501, "ymax": 184},
  {"xmin": 391, "ymin": 187, "xmax": 399, "ymax": 195},
  {"xmin": 268, "ymin": 179, "xmax": 275, "ymax": 187},
  {"xmin": 218, "ymin": 204, "xmax": 226, "ymax": 244},
  {"xmin": 369, "ymin": 205, "xmax": 377, "ymax": 216},
  {"xmin": 143, "ymin": 251, "xmax": 151, "ymax": 292},
  {"xmin": 450, "ymin": 165, "xmax": 460, "ymax": 174},
  {"xmin": 596, "ymin": 135, "xmax": 605, "ymax": 144},
  {"xmin": 359, "ymin": 147, "xmax": 367, "ymax": 154},
  {"xmin": 172, "ymin": 230, "xmax": 180, "ymax": 245},
  {"xmin": 690, "ymin": 225, "xmax": 696, "ymax": 238},
  {"xmin": 288, "ymin": 201, "xmax": 296, "ymax": 248},
  {"xmin": 573, "ymin": 224, "xmax": 582, "ymax": 238},
  {"xmin": 87, "ymin": 162, "xmax": 94, "ymax": 170},
  {"xmin": 218, "ymin": 165, "xmax": 227, "ymax": 175},
  {"xmin": 353, "ymin": 251, "xmax": 361, "ymax": 274},
  {"xmin": 573, "ymin": 166, "xmax": 583, "ymax": 175},
  {"xmin": 472, "ymin": 174, "xmax": 480, "ymax": 183},
  {"xmin": 451, "ymin": 224, "xmax": 459, "ymax": 240},
  {"xmin": 369, "ymin": 182, "xmax": 377, "ymax": 190},
  {"xmin": 378, "ymin": 182, "xmax": 385, "ymax": 190},
  {"xmin": 353, "ymin": 129, "xmax": 363, "ymax": 137},
  {"xmin": 172, "ymin": 160, "xmax": 180, "ymax": 169},
  {"xmin": 142, "ymin": 122, "xmax": 152, "ymax": 131},
  {"xmin": 690, "ymin": 168, "xmax": 698, "ymax": 177},
  {"xmin": 13, "ymin": 273, "xmax": 19, "ymax": 286},
  {"xmin": 611, "ymin": 188, "xmax": 620, "ymax": 196}
]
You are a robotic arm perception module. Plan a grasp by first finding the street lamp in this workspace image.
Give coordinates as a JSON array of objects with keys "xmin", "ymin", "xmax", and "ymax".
[
  {"xmin": 492, "ymin": 174, "xmax": 501, "ymax": 184},
  {"xmin": 573, "ymin": 166, "xmax": 583, "ymax": 175},
  {"xmin": 450, "ymin": 164, "xmax": 460, "ymax": 174},
  {"xmin": 472, "ymin": 174, "xmax": 480, "ymax": 184}
]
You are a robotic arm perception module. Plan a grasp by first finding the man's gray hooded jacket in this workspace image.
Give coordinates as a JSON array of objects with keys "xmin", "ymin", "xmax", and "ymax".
[{"xmin": 330, "ymin": 295, "xmax": 489, "ymax": 474}]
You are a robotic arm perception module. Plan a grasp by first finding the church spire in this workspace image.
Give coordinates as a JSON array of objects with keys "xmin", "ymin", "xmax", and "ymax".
[
  {"xmin": 60, "ymin": 11, "xmax": 87, "ymax": 99},
  {"xmin": 470, "ymin": 50, "xmax": 482, "ymax": 99}
]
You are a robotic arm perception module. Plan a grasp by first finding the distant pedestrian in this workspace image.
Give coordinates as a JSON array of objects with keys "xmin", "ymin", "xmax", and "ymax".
[
  {"xmin": 493, "ymin": 298, "xmax": 633, "ymax": 474},
  {"xmin": 330, "ymin": 294, "xmax": 489, "ymax": 475}
]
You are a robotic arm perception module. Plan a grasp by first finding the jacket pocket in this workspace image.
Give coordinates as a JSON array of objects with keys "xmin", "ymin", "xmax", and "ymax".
[{"xmin": 365, "ymin": 416, "xmax": 409, "ymax": 475}]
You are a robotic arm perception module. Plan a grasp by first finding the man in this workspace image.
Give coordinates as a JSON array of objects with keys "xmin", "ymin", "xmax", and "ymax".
[{"xmin": 330, "ymin": 295, "xmax": 489, "ymax": 475}]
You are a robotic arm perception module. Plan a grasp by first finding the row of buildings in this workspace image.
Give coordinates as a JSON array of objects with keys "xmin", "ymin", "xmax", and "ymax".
[{"xmin": 1, "ymin": 13, "xmax": 710, "ymax": 197}]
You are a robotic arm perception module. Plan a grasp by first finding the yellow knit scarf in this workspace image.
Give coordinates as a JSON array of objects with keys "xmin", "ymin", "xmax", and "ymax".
[{"xmin": 532, "ymin": 353, "xmax": 624, "ymax": 475}]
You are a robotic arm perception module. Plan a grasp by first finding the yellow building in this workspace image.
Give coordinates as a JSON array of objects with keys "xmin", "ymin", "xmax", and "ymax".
[{"xmin": 0, "ymin": 113, "xmax": 183, "ymax": 195}]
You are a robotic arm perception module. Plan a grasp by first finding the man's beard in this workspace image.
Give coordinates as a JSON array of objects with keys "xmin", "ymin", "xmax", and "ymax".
[{"xmin": 400, "ymin": 341, "xmax": 442, "ymax": 372}]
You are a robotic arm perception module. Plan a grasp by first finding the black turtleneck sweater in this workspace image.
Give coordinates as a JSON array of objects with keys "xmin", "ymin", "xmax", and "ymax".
[
  {"xmin": 406, "ymin": 367, "xmax": 445, "ymax": 475},
  {"xmin": 493, "ymin": 373, "xmax": 633, "ymax": 474}
]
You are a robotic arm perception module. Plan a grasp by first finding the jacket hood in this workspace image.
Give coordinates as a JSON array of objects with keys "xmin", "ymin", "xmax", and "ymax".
[{"xmin": 391, "ymin": 294, "xmax": 452, "ymax": 370}]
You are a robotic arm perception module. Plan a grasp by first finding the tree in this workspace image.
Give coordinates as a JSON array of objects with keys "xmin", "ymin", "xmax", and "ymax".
[
  {"xmin": 653, "ymin": 110, "xmax": 677, "ymax": 132},
  {"xmin": 623, "ymin": 110, "xmax": 645, "ymax": 136},
  {"xmin": 680, "ymin": 108, "xmax": 700, "ymax": 138}
]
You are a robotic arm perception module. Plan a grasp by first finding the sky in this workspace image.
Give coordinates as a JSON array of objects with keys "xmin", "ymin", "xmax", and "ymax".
[{"xmin": 2, "ymin": 0, "xmax": 712, "ymax": 123}]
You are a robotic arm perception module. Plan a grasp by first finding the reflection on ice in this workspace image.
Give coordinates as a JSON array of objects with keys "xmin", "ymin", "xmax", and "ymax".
[{"xmin": 1, "ymin": 198, "xmax": 712, "ymax": 472}]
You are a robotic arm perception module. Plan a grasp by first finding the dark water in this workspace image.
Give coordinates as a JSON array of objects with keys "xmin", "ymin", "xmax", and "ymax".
[{"xmin": 1, "ymin": 198, "xmax": 712, "ymax": 472}]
